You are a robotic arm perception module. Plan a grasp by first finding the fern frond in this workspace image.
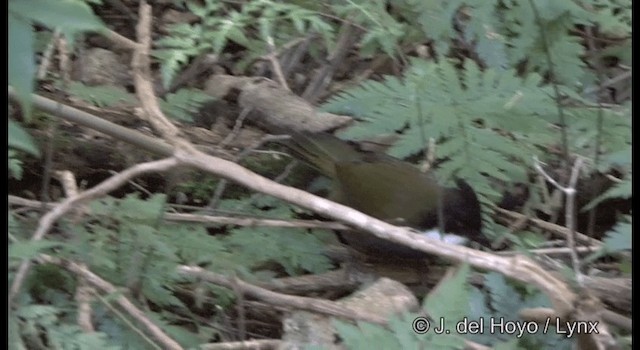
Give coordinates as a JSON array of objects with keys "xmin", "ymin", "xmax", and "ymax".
[
  {"xmin": 323, "ymin": 59, "xmax": 551, "ymax": 200},
  {"xmin": 67, "ymin": 82, "xmax": 135, "ymax": 108},
  {"xmin": 155, "ymin": 0, "xmax": 334, "ymax": 86},
  {"xmin": 334, "ymin": 266, "xmax": 471, "ymax": 349},
  {"xmin": 223, "ymin": 227, "xmax": 332, "ymax": 276},
  {"xmin": 583, "ymin": 175, "xmax": 631, "ymax": 211},
  {"xmin": 600, "ymin": 217, "xmax": 632, "ymax": 252},
  {"xmin": 334, "ymin": 0, "xmax": 406, "ymax": 57},
  {"xmin": 160, "ymin": 88, "xmax": 214, "ymax": 122},
  {"xmin": 467, "ymin": 272, "xmax": 572, "ymax": 348}
]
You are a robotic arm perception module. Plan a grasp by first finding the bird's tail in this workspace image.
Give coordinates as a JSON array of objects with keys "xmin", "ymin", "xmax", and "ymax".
[{"xmin": 278, "ymin": 131, "xmax": 362, "ymax": 178}]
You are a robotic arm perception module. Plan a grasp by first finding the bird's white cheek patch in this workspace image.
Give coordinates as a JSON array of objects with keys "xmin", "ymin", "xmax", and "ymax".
[{"xmin": 421, "ymin": 229, "xmax": 468, "ymax": 245}]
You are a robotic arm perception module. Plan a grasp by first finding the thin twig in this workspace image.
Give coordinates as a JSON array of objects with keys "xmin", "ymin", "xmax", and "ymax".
[
  {"xmin": 209, "ymin": 134, "xmax": 289, "ymax": 209},
  {"xmin": 236, "ymin": 136, "xmax": 297, "ymax": 207},
  {"xmin": 37, "ymin": 29, "xmax": 62, "ymax": 79},
  {"xmin": 208, "ymin": 179, "xmax": 231, "ymax": 210},
  {"xmin": 582, "ymin": 70, "xmax": 632, "ymax": 97},
  {"xmin": 43, "ymin": 255, "xmax": 182, "ymax": 350},
  {"xmin": 131, "ymin": 1, "xmax": 180, "ymax": 140},
  {"xmin": 533, "ymin": 156, "xmax": 585, "ymax": 285},
  {"xmin": 533, "ymin": 157, "xmax": 565, "ymax": 192},
  {"xmin": 584, "ymin": 26, "xmax": 606, "ymax": 239},
  {"xmin": 104, "ymin": 28, "xmax": 141, "ymax": 51},
  {"xmin": 76, "ymin": 282, "xmax": 95, "ymax": 332},
  {"xmin": 605, "ymin": 174, "xmax": 624, "ymax": 183},
  {"xmin": 53, "ymin": 171, "xmax": 95, "ymax": 332},
  {"xmin": 256, "ymin": 36, "xmax": 311, "ymax": 62},
  {"xmin": 528, "ymin": 0, "xmax": 570, "ymax": 175},
  {"xmin": 219, "ymin": 107, "xmax": 253, "ymax": 148},
  {"xmin": 94, "ymin": 292, "xmax": 162, "ymax": 349},
  {"xmin": 302, "ymin": 21, "xmax": 358, "ymax": 103},
  {"xmin": 238, "ymin": 135, "xmax": 291, "ymax": 160},
  {"xmin": 106, "ymin": 0, "xmax": 138, "ymax": 21},
  {"xmin": 54, "ymin": 170, "xmax": 87, "ymax": 222},
  {"xmin": 162, "ymin": 53, "xmax": 219, "ymax": 96},
  {"xmin": 265, "ymin": 35, "xmax": 290, "ymax": 91},
  {"xmin": 107, "ymin": 169, "xmax": 153, "ymax": 196},
  {"xmin": 497, "ymin": 246, "xmax": 599, "ymax": 257},
  {"xmin": 419, "ymin": 138, "xmax": 436, "ymax": 173},
  {"xmin": 244, "ymin": 160, "xmax": 299, "ymax": 208},
  {"xmin": 279, "ymin": 35, "xmax": 315, "ymax": 77},
  {"xmin": 177, "ymin": 265, "xmax": 390, "ymax": 325},
  {"xmin": 39, "ymin": 95, "xmax": 63, "ymax": 215},
  {"xmin": 232, "ymin": 276, "xmax": 247, "ymax": 341},
  {"xmin": 7, "ymin": 87, "xmax": 175, "ymax": 158},
  {"xmin": 57, "ymin": 34, "xmax": 71, "ymax": 85},
  {"xmin": 565, "ymin": 157, "xmax": 586, "ymax": 280},
  {"xmin": 8, "ymin": 195, "xmax": 351, "ymax": 230}
]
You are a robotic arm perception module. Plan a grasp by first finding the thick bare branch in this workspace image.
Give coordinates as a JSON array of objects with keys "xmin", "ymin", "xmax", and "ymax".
[{"xmin": 171, "ymin": 147, "xmax": 577, "ymax": 318}]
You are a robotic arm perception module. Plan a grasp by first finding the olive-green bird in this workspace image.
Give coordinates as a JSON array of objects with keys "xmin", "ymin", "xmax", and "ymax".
[{"xmin": 282, "ymin": 131, "xmax": 485, "ymax": 258}]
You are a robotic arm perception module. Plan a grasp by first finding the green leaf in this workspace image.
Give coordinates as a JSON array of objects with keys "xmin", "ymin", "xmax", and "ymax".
[
  {"xmin": 602, "ymin": 220, "xmax": 631, "ymax": 252},
  {"xmin": 424, "ymin": 264, "xmax": 470, "ymax": 326},
  {"xmin": 598, "ymin": 147, "xmax": 632, "ymax": 171},
  {"xmin": 8, "ymin": 150, "xmax": 24, "ymax": 180},
  {"xmin": 160, "ymin": 89, "xmax": 214, "ymax": 122},
  {"xmin": 587, "ymin": 0, "xmax": 631, "ymax": 37},
  {"xmin": 531, "ymin": 0, "xmax": 590, "ymax": 21},
  {"xmin": 8, "ymin": 119, "xmax": 40, "ymax": 157},
  {"xmin": 16, "ymin": 304, "xmax": 60, "ymax": 320},
  {"xmin": 222, "ymin": 227, "xmax": 332, "ymax": 276},
  {"xmin": 582, "ymin": 176, "xmax": 631, "ymax": 211},
  {"xmin": 485, "ymin": 273, "xmax": 522, "ymax": 317},
  {"xmin": 118, "ymin": 193, "xmax": 166, "ymax": 222},
  {"xmin": 9, "ymin": 0, "xmax": 104, "ymax": 36},
  {"xmin": 9, "ymin": 240, "xmax": 63, "ymax": 260},
  {"xmin": 334, "ymin": 317, "xmax": 406, "ymax": 349},
  {"xmin": 155, "ymin": 48, "xmax": 191, "ymax": 89},
  {"xmin": 73, "ymin": 331, "xmax": 121, "ymax": 350},
  {"xmin": 167, "ymin": 224, "xmax": 225, "ymax": 264},
  {"xmin": 465, "ymin": 271, "xmax": 570, "ymax": 348},
  {"xmin": 9, "ymin": 0, "xmax": 105, "ymax": 118},
  {"xmin": 335, "ymin": 310, "xmax": 466, "ymax": 349},
  {"xmin": 8, "ymin": 14, "xmax": 35, "ymax": 119},
  {"xmin": 322, "ymin": 58, "xmax": 551, "ymax": 202},
  {"xmin": 408, "ymin": 0, "xmax": 463, "ymax": 55},
  {"xmin": 8, "ymin": 313, "xmax": 26, "ymax": 350},
  {"xmin": 493, "ymin": 339, "xmax": 522, "ymax": 350},
  {"xmin": 145, "ymin": 311, "xmax": 204, "ymax": 347},
  {"xmin": 67, "ymin": 82, "xmax": 135, "ymax": 108}
]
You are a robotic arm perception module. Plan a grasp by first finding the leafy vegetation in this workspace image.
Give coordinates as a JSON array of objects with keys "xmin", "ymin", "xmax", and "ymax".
[
  {"xmin": 9, "ymin": 0, "xmax": 105, "ymax": 119},
  {"xmin": 335, "ymin": 267, "xmax": 570, "ymax": 349},
  {"xmin": 466, "ymin": 273, "xmax": 570, "ymax": 349},
  {"xmin": 159, "ymin": 89, "xmax": 215, "ymax": 123},
  {"xmin": 66, "ymin": 83, "xmax": 135, "ymax": 108},
  {"xmin": 334, "ymin": 265, "xmax": 471, "ymax": 349},
  {"xmin": 321, "ymin": 0, "xmax": 631, "ymax": 246},
  {"xmin": 154, "ymin": 0, "xmax": 335, "ymax": 86},
  {"xmin": 10, "ymin": 194, "xmax": 333, "ymax": 348},
  {"xmin": 324, "ymin": 59, "xmax": 552, "ymax": 197},
  {"xmin": 8, "ymin": 118, "xmax": 41, "ymax": 159}
]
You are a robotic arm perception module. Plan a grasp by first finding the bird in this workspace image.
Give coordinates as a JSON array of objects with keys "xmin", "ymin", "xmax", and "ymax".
[{"xmin": 280, "ymin": 131, "xmax": 485, "ymax": 258}]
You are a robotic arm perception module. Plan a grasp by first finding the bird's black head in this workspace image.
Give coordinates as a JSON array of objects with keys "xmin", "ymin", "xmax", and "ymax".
[{"xmin": 440, "ymin": 179, "xmax": 485, "ymax": 244}]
